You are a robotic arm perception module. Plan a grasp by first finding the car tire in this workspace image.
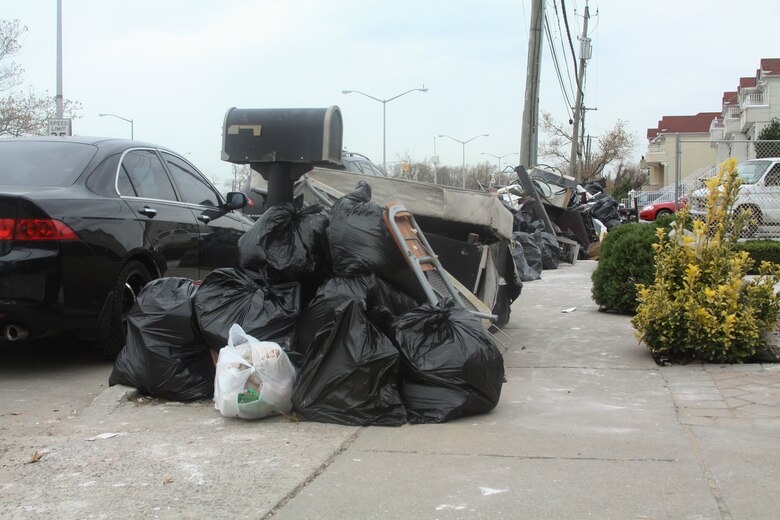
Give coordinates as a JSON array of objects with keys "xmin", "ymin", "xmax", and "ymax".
[
  {"xmin": 92, "ymin": 260, "xmax": 152, "ymax": 359},
  {"xmin": 655, "ymin": 209, "xmax": 672, "ymax": 219}
]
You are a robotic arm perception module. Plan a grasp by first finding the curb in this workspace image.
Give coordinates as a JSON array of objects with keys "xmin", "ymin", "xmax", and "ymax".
[{"xmin": 81, "ymin": 384, "xmax": 140, "ymax": 417}]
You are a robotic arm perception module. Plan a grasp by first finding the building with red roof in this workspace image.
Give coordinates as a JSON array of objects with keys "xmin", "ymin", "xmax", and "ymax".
[{"xmin": 644, "ymin": 58, "xmax": 780, "ymax": 188}]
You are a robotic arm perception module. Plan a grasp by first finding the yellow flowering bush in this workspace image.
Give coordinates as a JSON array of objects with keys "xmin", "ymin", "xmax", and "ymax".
[{"xmin": 632, "ymin": 159, "xmax": 780, "ymax": 362}]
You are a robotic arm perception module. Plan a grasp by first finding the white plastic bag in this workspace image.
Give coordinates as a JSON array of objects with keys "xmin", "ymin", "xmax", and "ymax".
[{"xmin": 214, "ymin": 324, "xmax": 296, "ymax": 419}]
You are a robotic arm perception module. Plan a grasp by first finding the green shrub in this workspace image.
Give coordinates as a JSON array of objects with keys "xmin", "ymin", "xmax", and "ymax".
[
  {"xmin": 592, "ymin": 222, "xmax": 669, "ymax": 314},
  {"xmin": 632, "ymin": 159, "xmax": 780, "ymax": 363},
  {"xmin": 737, "ymin": 240, "xmax": 780, "ymax": 272},
  {"xmin": 591, "ymin": 213, "xmax": 684, "ymax": 314}
]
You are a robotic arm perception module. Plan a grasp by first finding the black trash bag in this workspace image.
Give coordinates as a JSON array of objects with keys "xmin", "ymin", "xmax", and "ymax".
[
  {"xmin": 238, "ymin": 203, "xmax": 329, "ymax": 282},
  {"xmin": 513, "ymin": 211, "xmax": 535, "ymax": 233},
  {"xmin": 603, "ymin": 218, "xmax": 623, "ymax": 230},
  {"xmin": 193, "ymin": 268, "xmax": 300, "ymax": 352},
  {"xmin": 291, "ymin": 274, "xmax": 418, "ymax": 368},
  {"xmin": 292, "ymin": 300, "xmax": 406, "ymax": 426},
  {"xmin": 513, "ymin": 231, "xmax": 543, "ymax": 278},
  {"xmin": 109, "ymin": 277, "xmax": 214, "ymax": 401},
  {"xmin": 511, "ymin": 236, "xmax": 540, "ymax": 281},
  {"xmin": 590, "ymin": 195, "xmax": 621, "ymax": 225},
  {"xmin": 583, "ymin": 179, "xmax": 606, "ymax": 195},
  {"xmin": 327, "ymin": 181, "xmax": 407, "ymax": 276},
  {"xmin": 394, "ymin": 300, "xmax": 504, "ymax": 423},
  {"xmin": 534, "ymin": 229, "xmax": 560, "ymax": 270}
]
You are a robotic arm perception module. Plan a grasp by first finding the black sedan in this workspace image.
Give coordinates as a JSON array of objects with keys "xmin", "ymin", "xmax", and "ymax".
[{"xmin": 0, "ymin": 137, "xmax": 253, "ymax": 357}]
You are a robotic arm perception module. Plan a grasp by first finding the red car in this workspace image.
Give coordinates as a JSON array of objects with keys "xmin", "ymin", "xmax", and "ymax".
[{"xmin": 639, "ymin": 199, "xmax": 685, "ymax": 221}]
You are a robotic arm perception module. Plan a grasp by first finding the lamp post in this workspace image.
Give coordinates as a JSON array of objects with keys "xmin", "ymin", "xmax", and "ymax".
[
  {"xmin": 438, "ymin": 134, "xmax": 489, "ymax": 189},
  {"xmin": 481, "ymin": 152, "xmax": 519, "ymax": 184},
  {"xmin": 341, "ymin": 86, "xmax": 428, "ymax": 173},
  {"xmin": 98, "ymin": 113, "xmax": 134, "ymax": 140},
  {"xmin": 432, "ymin": 136, "xmax": 440, "ymax": 185}
]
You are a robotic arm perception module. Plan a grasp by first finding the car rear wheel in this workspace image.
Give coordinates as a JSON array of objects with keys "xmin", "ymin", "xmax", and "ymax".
[{"xmin": 92, "ymin": 260, "xmax": 152, "ymax": 359}]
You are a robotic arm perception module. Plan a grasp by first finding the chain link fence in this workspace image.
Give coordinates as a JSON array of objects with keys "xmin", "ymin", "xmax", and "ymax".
[{"xmin": 634, "ymin": 139, "xmax": 780, "ymax": 239}]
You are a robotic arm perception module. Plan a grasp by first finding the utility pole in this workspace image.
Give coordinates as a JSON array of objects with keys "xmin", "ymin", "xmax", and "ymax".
[
  {"xmin": 569, "ymin": 1, "xmax": 591, "ymax": 183},
  {"xmin": 55, "ymin": 0, "xmax": 63, "ymax": 118},
  {"xmin": 520, "ymin": 0, "xmax": 545, "ymax": 169},
  {"xmin": 585, "ymin": 134, "xmax": 592, "ymax": 173}
]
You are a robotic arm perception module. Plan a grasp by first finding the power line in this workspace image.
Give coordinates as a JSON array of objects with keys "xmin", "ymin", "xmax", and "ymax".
[
  {"xmin": 559, "ymin": 0, "xmax": 579, "ymax": 85},
  {"xmin": 552, "ymin": 0, "xmax": 576, "ymax": 96},
  {"xmin": 543, "ymin": 12, "xmax": 573, "ymax": 119}
]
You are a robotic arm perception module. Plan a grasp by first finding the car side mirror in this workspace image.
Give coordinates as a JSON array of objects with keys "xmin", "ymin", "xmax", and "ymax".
[{"xmin": 224, "ymin": 191, "xmax": 249, "ymax": 210}]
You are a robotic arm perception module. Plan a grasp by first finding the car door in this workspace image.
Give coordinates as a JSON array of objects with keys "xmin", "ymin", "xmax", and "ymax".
[
  {"xmin": 759, "ymin": 162, "xmax": 780, "ymax": 224},
  {"xmin": 161, "ymin": 152, "xmax": 248, "ymax": 278},
  {"xmin": 117, "ymin": 148, "xmax": 201, "ymax": 279}
]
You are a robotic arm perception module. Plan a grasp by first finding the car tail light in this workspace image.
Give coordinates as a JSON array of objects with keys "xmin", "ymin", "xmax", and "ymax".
[
  {"xmin": 0, "ymin": 218, "xmax": 78, "ymax": 241},
  {"xmin": 0, "ymin": 219, "xmax": 14, "ymax": 240}
]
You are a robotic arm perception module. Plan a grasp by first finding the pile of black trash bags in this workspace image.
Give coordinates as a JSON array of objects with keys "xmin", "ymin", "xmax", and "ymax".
[
  {"xmin": 582, "ymin": 180, "xmax": 622, "ymax": 230},
  {"xmin": 510, "ymin": 212, "xmax": 560, "ymax": 282},
  {"xmin": 110, "ymin": 181, "xmax": 504, "ymax": 426}
]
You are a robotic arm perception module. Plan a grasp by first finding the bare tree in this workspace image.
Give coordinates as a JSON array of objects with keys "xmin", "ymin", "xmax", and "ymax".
[
  {"xmin": 0, "ymin": 19, "xmax": 24, "ymax": 92},
  {"xmin": 0, "ymin": 88, "xmax": 81, "ymax": 137},
  {"xmin": 539, "ymin": 111, "xmax": 637, "ymax": 182},
  {"xmin": 607, "ymin": 161, "xmax": 647, "ymax": 200},
  {"xmin": 231, "ymin": 164, "xmax": 251, "ymax": 191},
  {"xmin": 0, "ymin": 19, "xmax": 81, "ymax": 137}
]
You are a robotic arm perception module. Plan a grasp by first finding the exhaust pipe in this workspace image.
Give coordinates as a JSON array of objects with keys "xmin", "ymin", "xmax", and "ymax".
[{"xmin": 4, "ymin": 324, "xmax": 29, "ymax": 342}]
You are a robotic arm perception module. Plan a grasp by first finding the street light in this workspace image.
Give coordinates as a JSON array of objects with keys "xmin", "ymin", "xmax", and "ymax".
[
  {"xmin": 98, "ymin": 112, "xmax": 134, "ymax": 140},
  {"xmin": 438, "ymin": 134, "xmax": 489, "ymax": 188},
  {"xmin": 481, "ymin": 152, "xmax": 519, "ymax": 173},
  {"xmin": 481, "ymin": 152, "xmax": 519, "ymax": 184},
  {"xmin": 341, "ymin": 86, "xmax": 428, "ymax": 172}
]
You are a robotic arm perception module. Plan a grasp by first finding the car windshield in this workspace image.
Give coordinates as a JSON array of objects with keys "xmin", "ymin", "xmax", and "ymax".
[
  {"xmin": 736, "ymin": 160, "xmax": 771, "ymax": 184},
  {"xmin": 0, "ymin": 141, "xmax": 98, "ymax": 186}
]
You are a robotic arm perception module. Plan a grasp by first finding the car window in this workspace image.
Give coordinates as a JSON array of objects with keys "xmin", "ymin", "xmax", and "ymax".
[
  {"xmin": 764, "ymin": 163, "xmax": 780, "ymax": 186},
  {"xmin": 344, "ymin": 159, "xmax": 365, "ymax": 174},
  {"xmin": 118, "ymin": 149, "xmax": 177, "ymax": 201},
  {"xmin": 365, "ymin": 162, "xmax": 385, "ymax": 176},
  {"xmin": 162, "ymin": 152, "xmax": 220, "ymax": 207},
  {"xmin": 737, "ymin": 160, "xmax": 771, "ymax": 184},
  {"xmin": 0, "ymin": 141, "xmax": 97, "ymax": 186}
]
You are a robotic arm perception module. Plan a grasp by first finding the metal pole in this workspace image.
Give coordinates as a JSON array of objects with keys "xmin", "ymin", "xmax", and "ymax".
[
  {"xmin": 98, "ymin": 113, "xmax": 134, "ymax": 139},
  {"xmin": 520, "ymin": 0, "xmax": 545, "ymax": 168},
  {"xmin": 462, "ymin": 143, "xmax": 466, "ymax": 189},
  {"xmin": 674, "ymin": 133, "xmax": 681, "ymax": 212},
  {"xmin": 433, "ymin": 136, "xmax": 438, "ymax": 185},
  {"xmin": 438, "ymin": 134, "xmax": 488, "ymax": 189},
  {"xmin": 342, "ymin": 87, "xmax": 427, "ymax": 175},
  {"xmin": 569, "ymin": 1, "xmax": 591, "ymax": 183},
  {"xmin": 55, "ymin": 0, "xmax": 63, "ymax": 118},
  {"xmin": 382, "ymin": 101, "xmax": 387, "ymax": 173}
]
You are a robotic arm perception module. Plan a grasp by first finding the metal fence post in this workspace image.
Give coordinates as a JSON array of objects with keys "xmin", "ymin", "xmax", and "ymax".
[{"xmin": 674, "ymin": 133, "xmax": 681, "ymax": 213}]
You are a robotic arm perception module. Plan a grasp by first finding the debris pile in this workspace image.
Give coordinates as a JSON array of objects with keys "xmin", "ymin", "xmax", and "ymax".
[
  {"xmin": 110, "ymin": 182, "xmax": 505, "ymax": 425},
  {"xmin": 497, "ymin": 166, "xmax": 627, "ymax": 278}
]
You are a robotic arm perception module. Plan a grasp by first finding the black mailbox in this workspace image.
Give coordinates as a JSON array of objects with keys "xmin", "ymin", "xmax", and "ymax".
[
  {"xmin": 221, "ymin": 106, "xmax": 343, "ymax": 207},
  {"xmin": 221, "ymin": 106, "xmax": 343, "ymax": 166}
]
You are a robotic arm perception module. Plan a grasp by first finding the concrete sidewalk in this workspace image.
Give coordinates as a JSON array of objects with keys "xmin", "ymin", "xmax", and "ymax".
[
  {"xmin": 5, "ymin": 261, "xmax": 780, "ymax": 519},
  {"xmin": 272, "ymin": 260, "xmax": 780, "ymax": 520}
]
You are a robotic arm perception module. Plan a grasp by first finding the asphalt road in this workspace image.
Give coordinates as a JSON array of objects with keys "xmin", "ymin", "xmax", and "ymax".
[{"xmin": 0, "ymin": 337, "xmax": 113, "ymax": 432}]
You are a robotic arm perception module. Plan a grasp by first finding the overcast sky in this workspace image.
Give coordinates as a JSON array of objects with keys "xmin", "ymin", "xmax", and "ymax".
[{"xmin": 4, "ymin": 0, "xmax": 779, "ymax": 188}]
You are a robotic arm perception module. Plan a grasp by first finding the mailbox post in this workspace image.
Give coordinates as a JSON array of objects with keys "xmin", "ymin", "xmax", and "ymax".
[{"xmin": 222, "ymin": 106, "xmax": 343, "ymax": 207}]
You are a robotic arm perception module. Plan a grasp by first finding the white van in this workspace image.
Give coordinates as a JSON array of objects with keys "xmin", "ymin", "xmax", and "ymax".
[{"xmin": 688, "ymin": 157, "xmax": 780, "ymax": 237}]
